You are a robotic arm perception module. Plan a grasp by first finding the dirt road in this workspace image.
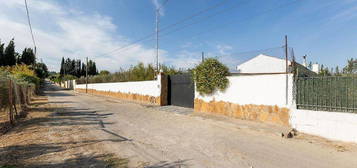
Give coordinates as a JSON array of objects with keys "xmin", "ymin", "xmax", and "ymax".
[{"xmin": 2, "ymin": 84, "xmax": 357, "ymax": 168}]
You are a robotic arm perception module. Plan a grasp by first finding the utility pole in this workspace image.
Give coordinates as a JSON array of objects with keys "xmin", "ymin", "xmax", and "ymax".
[
  {"xmin": 201, "ymin": 52, "xmax": 205, "ymax": 63},
  {"xmin": 86, "ymin": 57, "xmax": 88, "ymax": 94},
  {"xmin": 285, "ymin": 35, "xmax": 288, "ymax": 105},
  {"xmin": 155, "ymin": 0, "xmax": 168, "ymax": 74},
  {"xmin": 156, "ymin": 9, "xmax": 160, "ymax": 73}
]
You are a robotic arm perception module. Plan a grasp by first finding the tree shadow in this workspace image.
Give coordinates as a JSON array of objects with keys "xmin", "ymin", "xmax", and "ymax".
[
  {"xmin": 0, "ymin": 143, "xmax": 129, "ymax": 168},
  {"xmin": 24, "ymin": 153, "xmax": 129, "ymax": 168},
  {"xmin": 145, "ymin": 160, "xmax": 190, "ymax": 168},
  {"xmin": 46, "ymin": 92, "xmax": 73, "ymax": 97},
  {"xmin": 4, "ymin": 105, "xmax": 114, "ymax": 135}
]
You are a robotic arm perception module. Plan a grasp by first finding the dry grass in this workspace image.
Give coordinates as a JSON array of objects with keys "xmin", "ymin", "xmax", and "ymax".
[{"xmin": 0, "ymin": 95, "xmax": 128, "ymax": 168}]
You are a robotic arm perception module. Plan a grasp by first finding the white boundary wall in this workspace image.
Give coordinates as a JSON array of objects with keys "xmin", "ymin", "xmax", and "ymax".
[
  {"xmin": 290, "ymin": 109, "xmax": 357, "ymax": 143},
  {"xmin": 75, "ymin": 78, "xmax": 161, "ymax": 97},
  {"xmin": 195, "ymin": 74, "xmax": 294, "ymax": 108}
]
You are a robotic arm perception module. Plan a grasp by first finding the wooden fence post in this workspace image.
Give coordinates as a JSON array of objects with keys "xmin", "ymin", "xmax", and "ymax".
[{"xmin": 8, "ymin": 79, "xmax": 14, "ymax": 125}]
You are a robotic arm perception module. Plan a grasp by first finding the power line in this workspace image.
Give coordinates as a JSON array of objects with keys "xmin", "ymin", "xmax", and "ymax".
[
  {"xmin": 96, "ymin": 0, "xmax": 231, "ymax": 57},
  {"xmin": 159, "ymin": 0, "xmax": 230, "ymax": 33},
  {"xmin": 159, "ymin": 0, "xmax": 250, "ymax": 38},
  {"xmin": 170, "ymin": 0, "xmax": 302, "ymax": 40},
  {"xmin": 24, "ymin": 0, "xmax": 37, "ymax": 56},
  {"xmin": 100, "ymin": 0, "xmax": 301, "ymax": 59}
]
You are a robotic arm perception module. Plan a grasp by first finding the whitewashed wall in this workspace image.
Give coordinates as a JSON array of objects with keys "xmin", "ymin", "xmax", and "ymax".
[
  {"xmin": 290, "ymin": 109, "xmax": 357, "ymax": 143},
  {"xmin": 195, "ymin": 74, "xmax": 294, "ymax": 108},
  {"xmin": 75, "ymin": 78, "xmax": 161, "ymax": 97},
  {"xmin": 60, "ymin": 80, "xmax": 75, "ymax": 89}
]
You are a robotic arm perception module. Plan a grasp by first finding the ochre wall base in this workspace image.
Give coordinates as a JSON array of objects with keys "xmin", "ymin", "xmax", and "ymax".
[
  {"xmin": 76, "ymin": 89, "xmax": 161, "ymax": 105},
  {"xmin": 194, "ymin": 99, "xmax": 290, "ymax": 126}
]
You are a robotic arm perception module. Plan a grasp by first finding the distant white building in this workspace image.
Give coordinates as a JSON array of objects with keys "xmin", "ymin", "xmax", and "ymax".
[
  {"xmin": 236, "ymin": 54, "xmax": 292, "ymax": 73},
  {"xmin": 236, "ymin": 54, "xmax": 316, "ymax": 76},
  {"xmin": 312, "ymin": 64, "xmax": 320, "ymax": 74}
]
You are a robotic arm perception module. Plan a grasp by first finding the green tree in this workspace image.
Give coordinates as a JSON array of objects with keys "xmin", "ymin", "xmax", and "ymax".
[
  {"xmin": 99, "ymin": 70, "xmax": 110, "ymax": 76},
  {"xmin": 343, "ymin": 58, "xmax": 357, "ymax": 74},
  {"xmin": 60, "ymin": 57, "xmax": 65, "ymax": 76},
  {"xmin": 0, "ymin": 41, "xmax": 4, "ymax": 66},
  {"xmin": 161, "ymin": 64, "xmax": 182, "ymax": 75},
  {"xmin": 335, "ymin": 66, "xmax": 340, "ymax": 76},
  {"xmin": 318, "ymin": 64, "xmax": 331, "ymax": 76},
  {"xmin": 81, "ymin": 62, "xmax": 86, "ymax": 76},
  {"xmin": 19, "ymin": 48, "xmax": 36, "ymax": 65},
  {"xmin": 34, "ymin": 62, "xmax": 49, "ymax": 79},
  {"xmin": 4, "ymin": 39, "xmax": 16, "ymax": 66}
]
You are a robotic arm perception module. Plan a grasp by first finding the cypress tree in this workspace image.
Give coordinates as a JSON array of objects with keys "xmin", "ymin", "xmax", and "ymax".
[
  {"xmin": 60, "ymin": 57, "xmax": 65, "ymax": 76},
  {"xmin": 0, "ymin": 41, "xmax": 4, "ymax": 66},
  {"xmin": 20, "ymin": 48, "xmax": 36, "ymax": 65},
  {"xmin": 4, "ymin": 39, "xmax": 16, "ymax": 66}
]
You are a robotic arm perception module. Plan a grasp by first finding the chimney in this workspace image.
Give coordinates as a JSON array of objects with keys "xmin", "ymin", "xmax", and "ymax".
[{"xmin": 302, "ymin": 55, "xmax": 307, "ymax": 67}]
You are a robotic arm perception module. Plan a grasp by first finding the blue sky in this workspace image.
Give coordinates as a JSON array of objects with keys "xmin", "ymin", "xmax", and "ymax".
[{"xmin": 0, "ymin": 0, "xmax": 356, "ymax": 71}]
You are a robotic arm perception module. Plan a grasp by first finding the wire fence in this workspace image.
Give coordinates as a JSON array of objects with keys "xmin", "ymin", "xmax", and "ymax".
[
  {"xmin": 296, "ymin": 76, "xmax": 357, "ymax": 113},
  {"xmin": 0, "ymin": 73, "xmax": 35, "ymax": 130}
]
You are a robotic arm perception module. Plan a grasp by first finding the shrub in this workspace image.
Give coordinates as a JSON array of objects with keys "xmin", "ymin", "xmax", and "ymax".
[
  {"xmin": 0, "ymin": 64, "xmax": 35, "ymax": 76},
  {"xmin": 14, "ymin": 73, "xmax": 40, "ymax": 86},
  {"xmin": 75, "ymin": 63, "xmax": 183, "ymax": 84},
  {"xmin": 193, "ymin": 58, "xmax": 229, "ymax": 95}
]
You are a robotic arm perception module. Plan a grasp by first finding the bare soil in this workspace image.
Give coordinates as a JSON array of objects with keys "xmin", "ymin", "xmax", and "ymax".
[{"xmin": 0, "ymin": 94, "xmax": 128, "ymax": 168}]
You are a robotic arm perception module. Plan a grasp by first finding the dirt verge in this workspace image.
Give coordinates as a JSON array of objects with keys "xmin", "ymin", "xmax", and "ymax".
[{"xmin": 0, "ymin": 95, "xmax": 128, "ymax": 168}]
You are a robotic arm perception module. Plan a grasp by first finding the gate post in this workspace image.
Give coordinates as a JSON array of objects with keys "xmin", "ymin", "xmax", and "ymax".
[{"xmin": 159, "ymin": 73, "xmax": 168, "ymax": 106}]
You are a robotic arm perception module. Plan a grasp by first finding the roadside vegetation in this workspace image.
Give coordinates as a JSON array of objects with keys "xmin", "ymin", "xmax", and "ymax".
[
  {"xmin": 0, "ymin": 38, "xmax": 48, "ymax": 133},
  {"xmin": 311, "ymin": 58, "xmax": 357, "ymax": 76},
  {"xmin": 74, "ymin": 63, "xmax": 183, "ymax": 84},
  {"xmin": 193, "ymin": 58, "xmax": 229, "ymax": 95}
]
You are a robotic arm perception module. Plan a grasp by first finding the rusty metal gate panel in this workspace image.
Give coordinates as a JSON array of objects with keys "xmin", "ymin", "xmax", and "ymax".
[{"xmin": 168, "ymin": 74, "xmax": 194, "ymax": 108}]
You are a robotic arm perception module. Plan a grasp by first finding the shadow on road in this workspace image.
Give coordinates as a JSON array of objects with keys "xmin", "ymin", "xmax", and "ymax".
[{"xmin": 0, "ymin": 142, "xmax": 129, "ymax": 168}]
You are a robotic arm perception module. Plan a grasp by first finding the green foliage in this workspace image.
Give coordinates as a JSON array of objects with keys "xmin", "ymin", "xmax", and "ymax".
[
  {"xmin": 0, "ymin": 41, "xmax": 4, "ymax": 66},
  {"xmin": 0, "ymin": 64, "xmax": 40, "ymax": 87},
  {"xmin": 14, "ymin": 73, "xmax": 40, "ymax": 86},
  {"xmin": 161, "ymin": 64, "xmax": 183, "ymax": 75},
  {"xmin": 342, "ymin": 58, "xmax": 357, "ymax": 74},
  {"xmin": 76, "ymin": 63, "xmax": 183, "ymax": 84},
  {"xmin": 3, "ymin": 39, "xmax": 16, "ymax": 66},
  {"xmin": 99, "ymin": 70, "xmax": 110, "ymax": 76},
  {"xmin": 49, "ymin": 73, "xmax": 62, "ymax": 83},
  {"xmin": 318, "ymin": 64, "xmax": 331, "ymax": 76},
  {"xmin": 59, "ymin": 57, "xmax": 97, "ymax": 77},
  {"xmin": 19, "ymin": 48, "xmax": 36, "ymax": 65},
  {"xmin": 34, "ymin": 62, "xmax": 49, "ymax": 79},
  {"xmin": 62, "ymin": 74, "xmax": 77, "ymax": 81},
  {"xmin": 192, "ymin": 58, "xmax": 229, "ymax": 95},
  {"xmin": 335, "ymin": 66, "xmax": 340, "ymax": 76}
]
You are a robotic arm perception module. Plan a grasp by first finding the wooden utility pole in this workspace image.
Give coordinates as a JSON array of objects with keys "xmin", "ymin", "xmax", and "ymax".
[
  {"xmin": 156, "ymin": 9, "xmax": 160, "ymax": 73},
  {"xmin": 86, "ymin": 57, "xmax": 88, "ymax": 94},
  {"xmin": 201, "ymin": 52, "xmax": 205, "ymax": 63},
  {"xmin": 285, "ymin": 35, "xmax": 289, "ymax": 105}
]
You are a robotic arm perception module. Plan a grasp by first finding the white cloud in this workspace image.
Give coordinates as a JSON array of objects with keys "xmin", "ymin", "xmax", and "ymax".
[
  {"xmin": 162, "ymin": 50, "xmax": 201, "ymax": 69},
  {"xmin": 328, "ymin": 5, "xmax": 357, "ymax": 23},
  {"xmin": 216, "ymin": 44, "xmax": 233, "ymax": 55},
  {"xmin": 0, "ymin": 0, "xmax": 159, "ymax": 72}
]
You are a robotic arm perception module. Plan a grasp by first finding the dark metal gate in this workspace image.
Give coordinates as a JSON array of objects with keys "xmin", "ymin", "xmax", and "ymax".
[{"xmin": 168, "ymin": 74, "xmax": 194, "ymax": 108}]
